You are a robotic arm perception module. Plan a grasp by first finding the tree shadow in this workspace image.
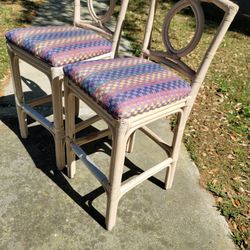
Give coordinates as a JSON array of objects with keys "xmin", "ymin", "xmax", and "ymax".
[
  {"xmin": 123, "ymin": 0, "xmax": 249, "ymax": 54},
  {"xmin": 1, "ymin": 0, "xmax": 74, "ymax": 25},
  {"xmin": 1, "ymin": 0, "xmax": 47, "ymax": 24},
  {"xmin": 201, "ymin": 2, "xmax": 250, "ymax": 36},
  {"xmin": 167, "ymin": 0, "xmax": 250, "ymax": 35}
]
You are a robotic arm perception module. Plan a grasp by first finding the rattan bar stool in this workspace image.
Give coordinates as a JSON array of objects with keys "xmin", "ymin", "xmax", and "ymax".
[
  {"xmin": 5, "ymin": 0, "xmax": 129, "ymax": 169},
  {"xmin": 64, "ymin": 0, "xmax": 238, "ymax": 230}
]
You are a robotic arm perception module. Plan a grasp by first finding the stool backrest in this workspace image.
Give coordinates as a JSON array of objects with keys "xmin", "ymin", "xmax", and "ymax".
[
  {"xmin": 74, "ymin": 0, "xmax": 129, "ymax": 57},
  {"xmin": 142, "ymin": 0, "xmax": 238, "ymax": 110}
]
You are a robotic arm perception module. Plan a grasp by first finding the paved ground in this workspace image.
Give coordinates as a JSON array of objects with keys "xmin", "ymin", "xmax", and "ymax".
[{"xmin": 0, "ymin": 1, "xmax": 236, "ymax": 249}]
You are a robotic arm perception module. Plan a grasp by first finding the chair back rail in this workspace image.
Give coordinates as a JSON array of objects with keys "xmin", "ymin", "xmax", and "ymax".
[
  {"xmin": 74, "ymin": 0, "xmax": 129, "ymax": 56},
  {"xmin": 142, "ymin": 0, "xmax": 239, "ymax": 109}
]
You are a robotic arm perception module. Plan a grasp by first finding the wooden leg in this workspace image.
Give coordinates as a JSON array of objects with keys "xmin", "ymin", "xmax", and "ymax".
[
  {"xmin": 126, "ymin": 131, "xmax": 136, "ymax": 153},
  {"xmin": 165, "ymin": 109, "xmax": 188, "ymax": 189},
  {"xmin": 65, "ymin": 83, "xmax": 76, "ymax": 178},
  {"xmin": 8, "ymin": 49, "xmax": 28, "ymax": 138},
  {"xmin": 165, "ymin": 162, "xmax": 177, "ymax": 190},
  {"xmin": 75, "ymin": 96, "xmax": 80, "ymax": 118},
  {"xmin": 51, "ymin": 70, "xmax": 65, "ymax": 170},
  {"xmin": 108, "ymin": 126, "xmax": 112, "ymax": 140},
  {"xmin": 106, "ymin": 125, "xmax": 128, "ymax": 231}
]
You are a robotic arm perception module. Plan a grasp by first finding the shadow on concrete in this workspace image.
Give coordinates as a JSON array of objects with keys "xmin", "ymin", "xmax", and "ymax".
[
  {"xmin": 0, "ymin": 77, "xmax": 165, "ymax": 228},
  {"xmin": 0, "ymin": 0, "xmax": 161, "ymax": 228},
  {"xmin": 2, "ymin": 0, "xmax": 74, "ymax": 25},
  {"xmin": 32, "ymin": 0, "xmax": 75, "ymax": 26}
]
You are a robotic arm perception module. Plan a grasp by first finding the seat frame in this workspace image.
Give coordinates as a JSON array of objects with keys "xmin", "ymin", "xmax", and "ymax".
[
  {"xmin": 64, "ymin": 0, "xmax": 238, "ymax": 230},
  {"xmin": 7, "ymin": 0, "xmax": 129, "ymax": 169}
]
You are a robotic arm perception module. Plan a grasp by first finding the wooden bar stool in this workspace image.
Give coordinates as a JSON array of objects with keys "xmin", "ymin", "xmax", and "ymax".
[
  {"xmin": 64, "ymin": 0, "xmax": 238, "ymax": 230},
  {"xmin": 5, "ymin": 0, "xmax": 129, "ymax": 169}
]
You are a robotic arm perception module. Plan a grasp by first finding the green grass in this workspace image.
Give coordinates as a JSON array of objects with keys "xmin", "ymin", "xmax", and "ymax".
[
  {"xmin": 0, "ymin": 3, "xmax": 21, "ymax": 91},
  {"xmin": 123, "ymin": 1, "xmax": 249, "ymax": 248},
  {"xmin": 0, "ymin": 0, "xmax": 44, "ymax": 93}
]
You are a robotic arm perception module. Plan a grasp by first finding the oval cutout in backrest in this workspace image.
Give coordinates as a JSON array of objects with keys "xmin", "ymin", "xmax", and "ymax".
[
  {"xmin": 162, "ymin": 0, "xmax": 204, "ymax": 58},
  {"xmin": 87, "ymin": 0, "xmax": 116, "ymax": 24}
]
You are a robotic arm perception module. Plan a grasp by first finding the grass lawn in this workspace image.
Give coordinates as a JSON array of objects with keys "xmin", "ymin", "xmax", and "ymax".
[
  {"xmin": 0, "ymin": 0, "xmax": 249, "ymax": 249},
  {"xmin": 0, "ymin": 3, "xmax": 21, "ymax": 93},
  {"xmin": 123, "ymin": 1, "xmax": 249, "ymax": 249},
  {"xmin": 0, "ymin": 0, "xmax": 44, "ymax": 94}
]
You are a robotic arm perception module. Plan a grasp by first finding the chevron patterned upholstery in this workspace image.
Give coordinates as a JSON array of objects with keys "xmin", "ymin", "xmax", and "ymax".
[
  {"xmin": 5, "ymin": 26, "xmax": 112, "ymax": 67},
  {"xmin": 64, "ymin": 57, "xmax": 192, "ymax": 119}
]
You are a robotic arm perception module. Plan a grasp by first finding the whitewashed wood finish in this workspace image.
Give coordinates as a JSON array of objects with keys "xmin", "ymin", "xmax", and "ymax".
[
  {"xmin": 64, "ymin": 0, "xmax": 238, "ymax": 230},
  {"xmin": 7, "ymin": 0, "xmax": 129, "ymax": 169}
]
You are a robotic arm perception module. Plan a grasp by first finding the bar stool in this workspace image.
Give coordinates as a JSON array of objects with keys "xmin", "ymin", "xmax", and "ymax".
[
  {"xmin": 5, "ymin": 0, "xmax": 129, "ymax": 169},
  {"xmin": 64, "ymin": 0, "xmax": 238, "ymax": 230}
]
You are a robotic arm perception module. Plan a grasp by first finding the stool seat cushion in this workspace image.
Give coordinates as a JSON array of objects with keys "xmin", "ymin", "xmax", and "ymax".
[
  {"xmin": 64, "ymin": 57, "xmax": 192, "ymax": 119},
  {"xmin": 5, "ymin": 26, "xmax": 112, "ymax": 67}
]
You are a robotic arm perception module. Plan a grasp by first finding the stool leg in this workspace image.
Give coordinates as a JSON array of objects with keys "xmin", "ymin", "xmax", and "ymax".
[
  {"xmin": 126, "ymin": 131, "xmax": 136, "ymax": 153},
  {"xmin": 8, "ymin": 49, "xmax": 28, "ymax": 138},
  {"xmin": 75, "ymin": 96, "xmax": 80, "ymax": 117},
  {"xmin": 65, "ymin": 84, "xmax": 76, "ymax": 178},
  {"xmin": 106, "ymin": 125, "xmax": 128, "ymax": 231},
  {"xmin": 51, "ymin": 70, "xmax": 65, "ymax": 170},
  {"xmin": 165, "ymin": 109, "xmax": 188, "ymax": 189}
]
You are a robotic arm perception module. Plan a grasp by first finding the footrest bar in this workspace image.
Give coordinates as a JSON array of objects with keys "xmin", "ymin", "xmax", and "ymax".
[
  {"xmin": 22, "ymin": 103, "xmax": 54, "ymax": 133},
  {"xmin": 75, "ymin": 129, "xmax": 111, "ymax": 146},
  {"xmin": 120, "ymin": 158, "xmax": 173, "ymax": 197},
  {"xmin": 75, "ymin": 115, "xmax": 101, "ymax": 133},
  {"xmin": 140, "ymin": 126, "xmax": 172, "ymax": 155},
  {"xmin": 28, "ymin": 94, "xmax": 52, "ymax": 107},
  {"xmin": 71, "ymin": 143, "xmax": 110, "ymax": 191}
]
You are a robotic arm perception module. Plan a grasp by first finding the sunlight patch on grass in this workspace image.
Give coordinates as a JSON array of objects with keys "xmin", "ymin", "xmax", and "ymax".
[{"xmin": 0, "ymin": 0, "xmax": 45, "ymax": 93}]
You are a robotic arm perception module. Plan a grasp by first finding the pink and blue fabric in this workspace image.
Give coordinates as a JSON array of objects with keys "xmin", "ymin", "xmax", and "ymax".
[
  {"xmin": 5, "ymin": 26, "xmax": 112, "ymax": 67},
  {"xmin": 64, "ymin": 57, "xmax": 192, "ymax": 119}
]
